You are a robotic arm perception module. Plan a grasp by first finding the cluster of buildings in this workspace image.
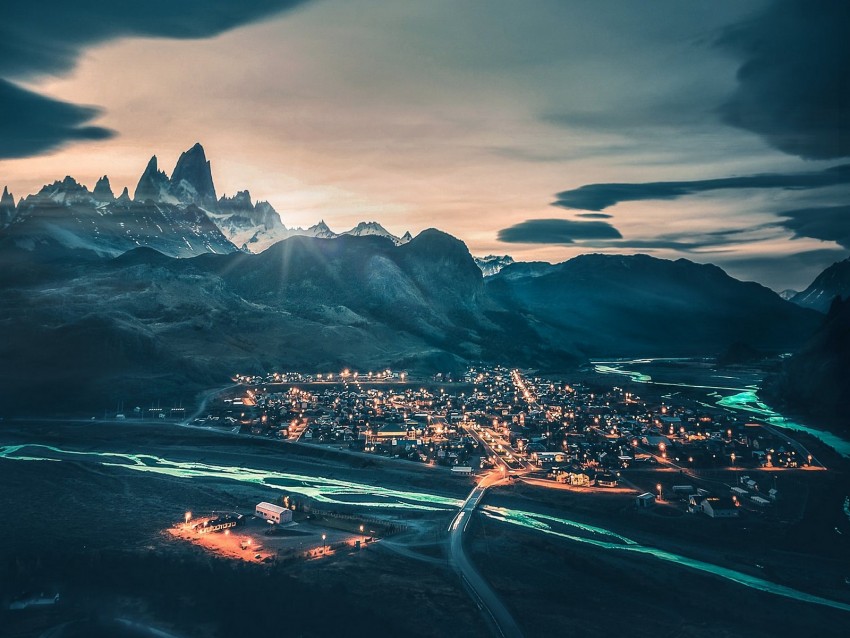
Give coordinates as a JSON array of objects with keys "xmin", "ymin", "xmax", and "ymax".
[{"xmin": 206, "ymin": 366, "xmax": 813, "ymax": 506}]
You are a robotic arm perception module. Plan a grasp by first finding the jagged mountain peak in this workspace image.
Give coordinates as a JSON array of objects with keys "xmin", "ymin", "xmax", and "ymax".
[
  {"xmin": 474, "ymin": 254, "xmax": 514, "ymax": 277},
  {"xmin": 170, "ymin": 142, "xmax": 216, "ymax": 208},
  {"xmin": 218, "ymin": 190, "xmax": 253, "ymax": 208},
  {"xmin": 93, "ymin": 175, "xmax": 114, "ymax": 202},
  {"xmin": 342, "ymin": 220, "xmax": 406, "ymax": 244},
  {"xmin": 134, "ymin": 155, "xmax": 170, "ymax": 203},
  {"xmin": 27, "ymin": 176, "xmax": 92, "ymax": 205},
  {"xmin": 117, "ymin": 187, "xmax": 131, "ymax": 203},
  {"xmin": 0, "ymin": 185, "xmax": 16, "ymax": 227}
]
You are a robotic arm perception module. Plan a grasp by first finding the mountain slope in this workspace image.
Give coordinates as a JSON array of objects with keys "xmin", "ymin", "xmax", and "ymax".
[
  {"xmin": 486, "ymin": 253, "xmax": 821, "ymax": 357},
  {"xmin": 765, "ymin": 297, "xmax": 850, "ymax": 435},
  {"xmin": 791, "ymin": 256, "xmax": 850, "ymax": 312},
  {"xmin": 0, "ymin": 230, "xmax": 580, "ymax": 414}
]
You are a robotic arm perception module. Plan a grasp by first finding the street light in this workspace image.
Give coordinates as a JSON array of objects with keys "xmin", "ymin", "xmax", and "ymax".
[
  {"xmin": 322, "ymin": 533, "xmax": 327, "ymax": 552},
  {"xmin": 656, "ymin": 483, "xmax": 662, "ymax": 500}
]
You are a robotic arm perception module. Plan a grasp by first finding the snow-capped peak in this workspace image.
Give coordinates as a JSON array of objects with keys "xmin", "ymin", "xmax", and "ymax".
[{"xmin": 341, "ymin": 220, "xmax": 406, "ymax": 245}]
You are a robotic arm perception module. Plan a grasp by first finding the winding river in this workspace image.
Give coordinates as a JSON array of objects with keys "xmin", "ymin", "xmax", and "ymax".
[
  {"xmin": 593, "ymin": 358, "xmax": 850, "ymax": 457},
  {"xmin": 481, "ymin": 505, "xmax": 850, "ymax": 613},
  {"xmin": 2, "ymin": 440, "xmax": 849, "ymax": 611},
  {"xmin": 0, "ymin": 443, "xmax": 463, "ymax": 511}
]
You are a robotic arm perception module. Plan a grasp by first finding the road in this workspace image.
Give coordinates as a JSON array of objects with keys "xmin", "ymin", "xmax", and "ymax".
[
  {"xmin": 463, "ymin": 421, "xmax": 534, "ymax": 473},
  {"xmin": 183, "ymin": 383, "xmax": 240, "ymax": 425},
  {"xmin": 448, "ymin": 473, "xmax": 523, "ymax": 638}
]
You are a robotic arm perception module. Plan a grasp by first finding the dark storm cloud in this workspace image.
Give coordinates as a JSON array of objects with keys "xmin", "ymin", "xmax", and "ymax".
[
  {"xmin": 0, "ymin": 80, "xmax": 114, "ymax": 159},
  {"xmin": 499, "ymin": 222, "xmax": 769, "ymax": 252},
  {"xmin": 553, "ymin": 164, "xmax": 850, "ymax": 211},
  {"xmin": 717, "ymin": 0, "xmax": 850, "ymax": 159},
  {"xmin": 579, "ymin": 227, "xmax": 766, "ymax": 253},
  {"xmin": 497, "ymin": 219, "xmax": 622, "ymax": 244},
  {"xmin": 0, "ymin": 0, "xmax": 308, "ymax": 158},
  {"xmin": 776, "ymin": 205, "xmax": 850, "ymax": 248}
]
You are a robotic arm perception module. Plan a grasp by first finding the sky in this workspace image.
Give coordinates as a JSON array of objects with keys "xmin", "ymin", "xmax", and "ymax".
[{"xmin": 1, "ymin": 0, "xmax": 848, "ymax": 291}]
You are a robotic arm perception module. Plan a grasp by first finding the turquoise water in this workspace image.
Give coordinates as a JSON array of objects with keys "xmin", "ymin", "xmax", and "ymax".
[
  {"xmin": 593, "ymin": 359, "xmax": 850, "ymax": 457},
  {"xmin": 482, "ymin": 505, "xmax": 850, "ymax": 613},
  {"xmin": 0, "ymin": 444, "xmax": 464, "ymax": 511},
  {"xmin": 717, "ymin": 391, "xmax": 850, "ymax": 457}
]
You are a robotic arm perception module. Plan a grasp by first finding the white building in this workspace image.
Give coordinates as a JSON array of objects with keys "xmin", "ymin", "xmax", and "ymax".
[
  {"xmin": 256, "ymin": 502, "xmax": 292, "ymax": 524},
  {"xmin": 703, "ymin": 497, "xmax": 739, "ymax": 518}
]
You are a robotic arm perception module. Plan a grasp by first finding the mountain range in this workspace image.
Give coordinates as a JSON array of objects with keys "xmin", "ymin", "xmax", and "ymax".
[
  {"xmin": 0, "ymin": 143, "xmax": 834, "ymax": 415},
  {"xmin": 474, "ymin": 255, "xmax": 515, "ymax": 277},
  {"xmin": 0, "ymin": 143, "xmax": 412, "ymax": 256}
]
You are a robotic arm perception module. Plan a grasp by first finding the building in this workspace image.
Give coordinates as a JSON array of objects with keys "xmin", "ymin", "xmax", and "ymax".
[
  {"xmin": 636, "ymin": 492, "xmax": 656, "ymax": 508},
  {"xmin": 532, "ymin": 451, "xmax": 567, "ymax": 467},
  {"xmin": 702, "ymin": 497, "xmax": 739, "ymax": 518},
  {"xmin": 256, "ymin": 501, "xmax": 292, "ymax": 524},
  {"xmin": 196, "ymin": 514, "xmax": 241, "ymax": 534},
  {"xmin": 595, "ymin": 473, "xmax": 619, "ymax": 488}
]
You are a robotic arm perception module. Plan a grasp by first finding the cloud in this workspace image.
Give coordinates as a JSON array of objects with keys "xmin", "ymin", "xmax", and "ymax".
[
  {"xmin": 553, "ymin": 163, "xmax": 850, "ymax": 211},
  {"xmin": 0, "ymin": 80, "xmax": 114, "ymax": 159},
  {"xmin": 776, "ymin": 205, "xmax": 850, "ymax": 248},
  {"xmin": 714, "ymin": 248, "xmax": 849, "ymax": 291},
  {"xmin": 717, "ymin": 0, "xmax": 850, "ymax": 159},
  {"xmin": 499, "ymin": 221, "xmax": 775, "ymax": 253},
  {"xmin": 578, "ymin": 226, "xmax": 770, "ymax": 253},
  {"xmin": 575, "ymin": 212, "xmax": 613, "ymax": 219},
  {"xmin": 497, "ymin": 219, "xmax": 622, "ymax": 244},
  {"xmin": 0, "ymin": 1, "xmax": 308, "ymax": 158}
]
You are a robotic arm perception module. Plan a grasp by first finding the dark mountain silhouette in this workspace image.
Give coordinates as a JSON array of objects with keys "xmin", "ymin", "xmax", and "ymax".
[
  {"xmin": 0, "ymin": 230, "xmax": 579, "ymax": 414},
  {"xmin": 486, "ymin": 254, "xmax": 821, "ymax": 357},
  {"xmin": 791, "ymin": 256, "xmax": 850, "ymax": 312},
  {"xmin": 765, "ymin": 297, "xmax": 850, "ymax": 435}
]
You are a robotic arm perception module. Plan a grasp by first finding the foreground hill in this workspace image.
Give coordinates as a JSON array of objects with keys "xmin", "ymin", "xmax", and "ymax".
[
  {"xmin": 486, "ymin": 254, "xmax": 821, "ymax": 357},
  {"xmin": 0, "ymin": 230, "xmax": 579, "ymax": 414}
]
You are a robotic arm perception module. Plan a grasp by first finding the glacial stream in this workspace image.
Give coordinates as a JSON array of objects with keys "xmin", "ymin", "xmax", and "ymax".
[
  {"xmin": 480, "ymin": 505, "xmax": 850, "ymax": 613},
  {"xmin": 593, "ymin": 358, "xmax": 850, "ymax": 457},
  {"xmin": 2, "ymin": 441, "xmax": 848, "ymax": 610},
  {"xmin": 0, "ymin": 443, "xmax": 463, "ymax": 511}
]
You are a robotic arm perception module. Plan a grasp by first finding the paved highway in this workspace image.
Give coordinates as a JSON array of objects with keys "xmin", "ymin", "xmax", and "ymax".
[{"xmin": 448, "ymin": 473, "xmax": 523, "ymax": 638}]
